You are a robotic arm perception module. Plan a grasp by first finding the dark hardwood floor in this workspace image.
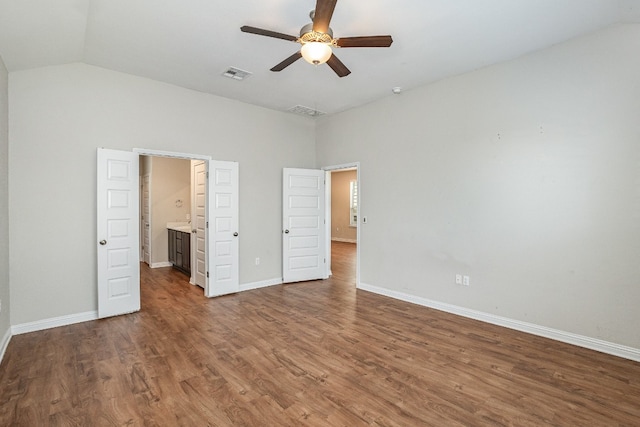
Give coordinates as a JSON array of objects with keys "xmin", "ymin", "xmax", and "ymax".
[{"xmin": 1, "ymin": 241, "xmax": 639, "ymax": 425}]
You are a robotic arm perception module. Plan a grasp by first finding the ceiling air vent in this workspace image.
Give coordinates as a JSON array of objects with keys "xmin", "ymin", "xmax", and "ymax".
[
  {"xmin": 288, "ymin": 105, "xmax": 326, "ymax": 117},
  {"xmin": 222, "ymin": 67, "xmax": 252, "ymax": 81}
]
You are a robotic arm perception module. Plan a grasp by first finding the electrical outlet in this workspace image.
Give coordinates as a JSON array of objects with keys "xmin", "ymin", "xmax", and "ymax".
[
  {"xmin": 255, "ymin": 257, "xmax": 260, "ymax": 266},
  {"xmin": 463, "ymin": 276, "xmax": 470, "ymax": 286},
  {"xmin": 455, "ymin": 274, "xmax": 462, "ymax": 285}
]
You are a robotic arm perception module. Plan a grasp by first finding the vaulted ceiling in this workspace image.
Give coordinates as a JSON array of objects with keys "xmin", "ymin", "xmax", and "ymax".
[{"xmin": 1, "ymin": 0, "xmax": 639, "ymax": 115}]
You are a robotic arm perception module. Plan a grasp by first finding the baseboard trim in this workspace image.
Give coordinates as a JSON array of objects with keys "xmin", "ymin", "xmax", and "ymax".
[
  {"xmin": 331, "ymin": 238, "xmax": 357, "ymax": 243},
  {"xmin": 240, "ymin": 277, "xmax": 283, "ymax": 292},
  {"xmin": 150, "ymin": 262, "xmax": 173, "ymax": 268},
  {"xmin": 7, "ymin": 277, "xmax": 282, "ymax": 336},
  {"xmin": 358, "ymin": 282, "xmax": 640, "ymax": 362},
  {"xmin": 0, "ymin": 327, "xmax": 11, "ymax": 364},
  {"xmin": 13, "ymin": 282, "xmax": 638, "ymax": 362},
  {"xmin": 12, "ymin": 311, "xmax": 99, "ymax": 335}
]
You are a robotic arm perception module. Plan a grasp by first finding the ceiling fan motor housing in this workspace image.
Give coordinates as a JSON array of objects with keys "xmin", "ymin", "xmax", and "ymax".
[{"xmin": 299, "ymin": 23, "xmax": 334, "ymax": 43}]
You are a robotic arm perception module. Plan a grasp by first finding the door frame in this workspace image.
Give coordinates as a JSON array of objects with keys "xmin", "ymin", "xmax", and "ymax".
[
  {"xmin": 134, "ymin": 148, "xmax": 212, "ymax": 291},
  {"xmin": 322, "ymin": 162, "xmax": 360, "ymax": 287}
]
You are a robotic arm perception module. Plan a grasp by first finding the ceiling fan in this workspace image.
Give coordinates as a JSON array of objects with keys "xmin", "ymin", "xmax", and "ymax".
[{"xmin": 240, "ymin": 0, "xmax": 393, "ymax": 77}]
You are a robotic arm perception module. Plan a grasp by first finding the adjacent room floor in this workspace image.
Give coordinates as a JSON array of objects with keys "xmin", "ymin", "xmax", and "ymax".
[{"xmin": 1, "ymin": 241, "xmax": 639, "ymax": 425}]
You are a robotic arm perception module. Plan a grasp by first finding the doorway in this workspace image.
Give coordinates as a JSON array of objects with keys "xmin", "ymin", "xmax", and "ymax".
[
  {"xmin": 139, "ymin": 154, "xmax": 205, "ymax": 294},
  {"xmin": 324, "ymin": 163, "xmax": 359, "ymax": 286},
  {"xmin": 280, "ymin": 165, "xmax": 359, "ymax": 286},
  {"xmin": 97, "ymin": 148, "xmax": 239, "ymax": 318},
  {"xmin": 134, "ymin": 149, "xmax": 241, "ymax": 300}
]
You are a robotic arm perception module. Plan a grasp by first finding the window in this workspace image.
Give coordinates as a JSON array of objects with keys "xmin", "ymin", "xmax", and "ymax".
[{"xmin": 349, "ymin": 180, "xmax": 358, "ymax": 227}]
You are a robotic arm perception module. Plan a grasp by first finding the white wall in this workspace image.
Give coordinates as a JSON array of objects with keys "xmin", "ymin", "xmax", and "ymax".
[
  {"xmin": 8, "ymin": 63, "xmax": 316, "ymax": 325},
  {"xmin": 331, "ymin": 170, "xmax": 357, "ymax": 242},
  {"xmin": 0, "ymin": 54, "xmax": 10, "ymax": 348},
  {"xmin": 316, "ymin": 24, "xmax": 640, "ymax": 349}
]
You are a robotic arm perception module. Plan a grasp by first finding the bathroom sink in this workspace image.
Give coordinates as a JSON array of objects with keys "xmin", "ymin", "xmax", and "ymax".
[{"xmin": 167, "ymin": 223, "xmax": 192, "ymax": 233}]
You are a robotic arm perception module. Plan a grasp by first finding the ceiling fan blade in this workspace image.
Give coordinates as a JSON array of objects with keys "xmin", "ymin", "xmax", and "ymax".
[
  {"xmin": 326, "ymin": 53, "xmax": 351, "ymax": 77},
  {"xmin": 335, "ymin": 35, "xmax": 393, "ymax": 48},
  {"xmin": 240, "ymin": 26, "xmax": 298, "ymax": 42},
  {"xmin": 271, "ymin": 51, "xmax": 303, "ymax": 72},
  {"xmin": 313, "ymin": 0, "xmax": 338, "ymax": 33}
]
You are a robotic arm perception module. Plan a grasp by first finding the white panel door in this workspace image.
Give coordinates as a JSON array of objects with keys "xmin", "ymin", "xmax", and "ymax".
[
  {"xmin": 206, "ymin": 160, "xmax": 239, "ymax": 297},
  {"xmin": 97, "ymin": 148, "xmax": 140, "ymax": 318},
  {"xmin": 142, "ymin": 174, "xmax": 150, "ymax": 265},
  {"xmin": 282, "ymin": 168, "xmax": 327, "ymax": 283},
  {"xmin": 193, "ymin": 161, "xmax": 207, "ymax": 288}
]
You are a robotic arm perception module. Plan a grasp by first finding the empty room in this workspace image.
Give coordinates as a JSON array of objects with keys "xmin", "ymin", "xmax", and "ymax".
[{"xmin": 0, "ymin": 0, "xmax": 639, "ymax": 425}]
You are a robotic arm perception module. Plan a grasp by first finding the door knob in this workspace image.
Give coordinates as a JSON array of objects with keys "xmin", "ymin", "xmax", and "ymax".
[
  {"xmin": 99, "ymin": 240, "xmax": 107, "ymax": 245},
  {"xmin": 233, "ymin": 232, "xmax": 239, "ymax": 237},
  {"xmin": 284, "ymin": 229, "xmax": 290, "ymax": 234}
]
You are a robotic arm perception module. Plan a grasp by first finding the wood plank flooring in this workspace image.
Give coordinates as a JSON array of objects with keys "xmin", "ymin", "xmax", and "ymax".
[{"xmin": 1, "ymin": 241, "xmax": 640, "ymax": 425}]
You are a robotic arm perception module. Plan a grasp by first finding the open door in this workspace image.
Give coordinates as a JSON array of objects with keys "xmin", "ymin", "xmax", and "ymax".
[
  {"xmin": 206, "ymin": 160, "xmax": 239, "ymax": 297},
  {"xmin": 97, "ymin": 148, "xmax": 140, "ymax": 318},
  {"xmin": 192, "ymin": 161, "xmax": 207, "ymax": 288},
  {"xmin": 283, "ymin": 168, "xmax": 327, "ymax": 283}
]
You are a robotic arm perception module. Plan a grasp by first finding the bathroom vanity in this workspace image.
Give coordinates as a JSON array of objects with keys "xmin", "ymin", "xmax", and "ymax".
[{"xmin": 167, "ymin": 223, "xmax": 191, "ymax": 275}]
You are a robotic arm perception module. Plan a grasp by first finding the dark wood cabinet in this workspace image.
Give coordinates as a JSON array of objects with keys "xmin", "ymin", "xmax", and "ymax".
[
  {"xmin": 168, "ymin": 229, "xmax": 176, "ymax": 264},
  {"xmin": 168, "ymin": 229, "xmax": 190, "ymax": 275}
]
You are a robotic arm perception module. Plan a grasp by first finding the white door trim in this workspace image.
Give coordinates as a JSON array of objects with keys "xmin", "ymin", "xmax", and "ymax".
[
  {"xmin": 133, "ymin": 148, "xmax": 212, "ymax": 161},
  {"xmin": 322, "ymin": 162, "xmax": 360, "ymax": 287}
]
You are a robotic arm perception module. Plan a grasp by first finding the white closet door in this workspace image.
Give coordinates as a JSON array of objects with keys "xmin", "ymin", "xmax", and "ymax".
[{"xmin": 97, "ymin": 148, "xmax": 140, "ymax": 318}]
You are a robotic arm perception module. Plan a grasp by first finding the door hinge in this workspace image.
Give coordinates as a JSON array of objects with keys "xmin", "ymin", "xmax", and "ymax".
[
  {"xmin": 206, "ymin": 221, "xmax": 209, "ymax": 228},
  {"xmin": 206, "ymin": 271, "xmax": 209, "ymax": 278},
  {"xmin": 324, "ymin": 258, "xmax": 326, "ymax": 264},
  {"xmin": 206, "ymin": 172, "xmax": 209, "ymax": 178}
]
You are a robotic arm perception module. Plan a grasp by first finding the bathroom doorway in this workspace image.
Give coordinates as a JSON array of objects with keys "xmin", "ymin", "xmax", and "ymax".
[{"xmin": 138, "ymin": 152, "xmax": 212, "ymax": 297}]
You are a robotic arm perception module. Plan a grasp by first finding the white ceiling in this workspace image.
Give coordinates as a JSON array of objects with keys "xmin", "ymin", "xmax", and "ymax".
[{"xmin": 1, "ymin": 0, "xmax": 639, "ymax": 115}]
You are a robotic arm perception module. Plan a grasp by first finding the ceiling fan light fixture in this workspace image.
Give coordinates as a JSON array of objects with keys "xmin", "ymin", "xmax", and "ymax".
[
  {"xmin": 301, "ymin": 42, "xmax": 332, "ymax": 65},
  {"xmin": 240, "ymin": 0, "xmax": 393, "ymax": 77}
]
